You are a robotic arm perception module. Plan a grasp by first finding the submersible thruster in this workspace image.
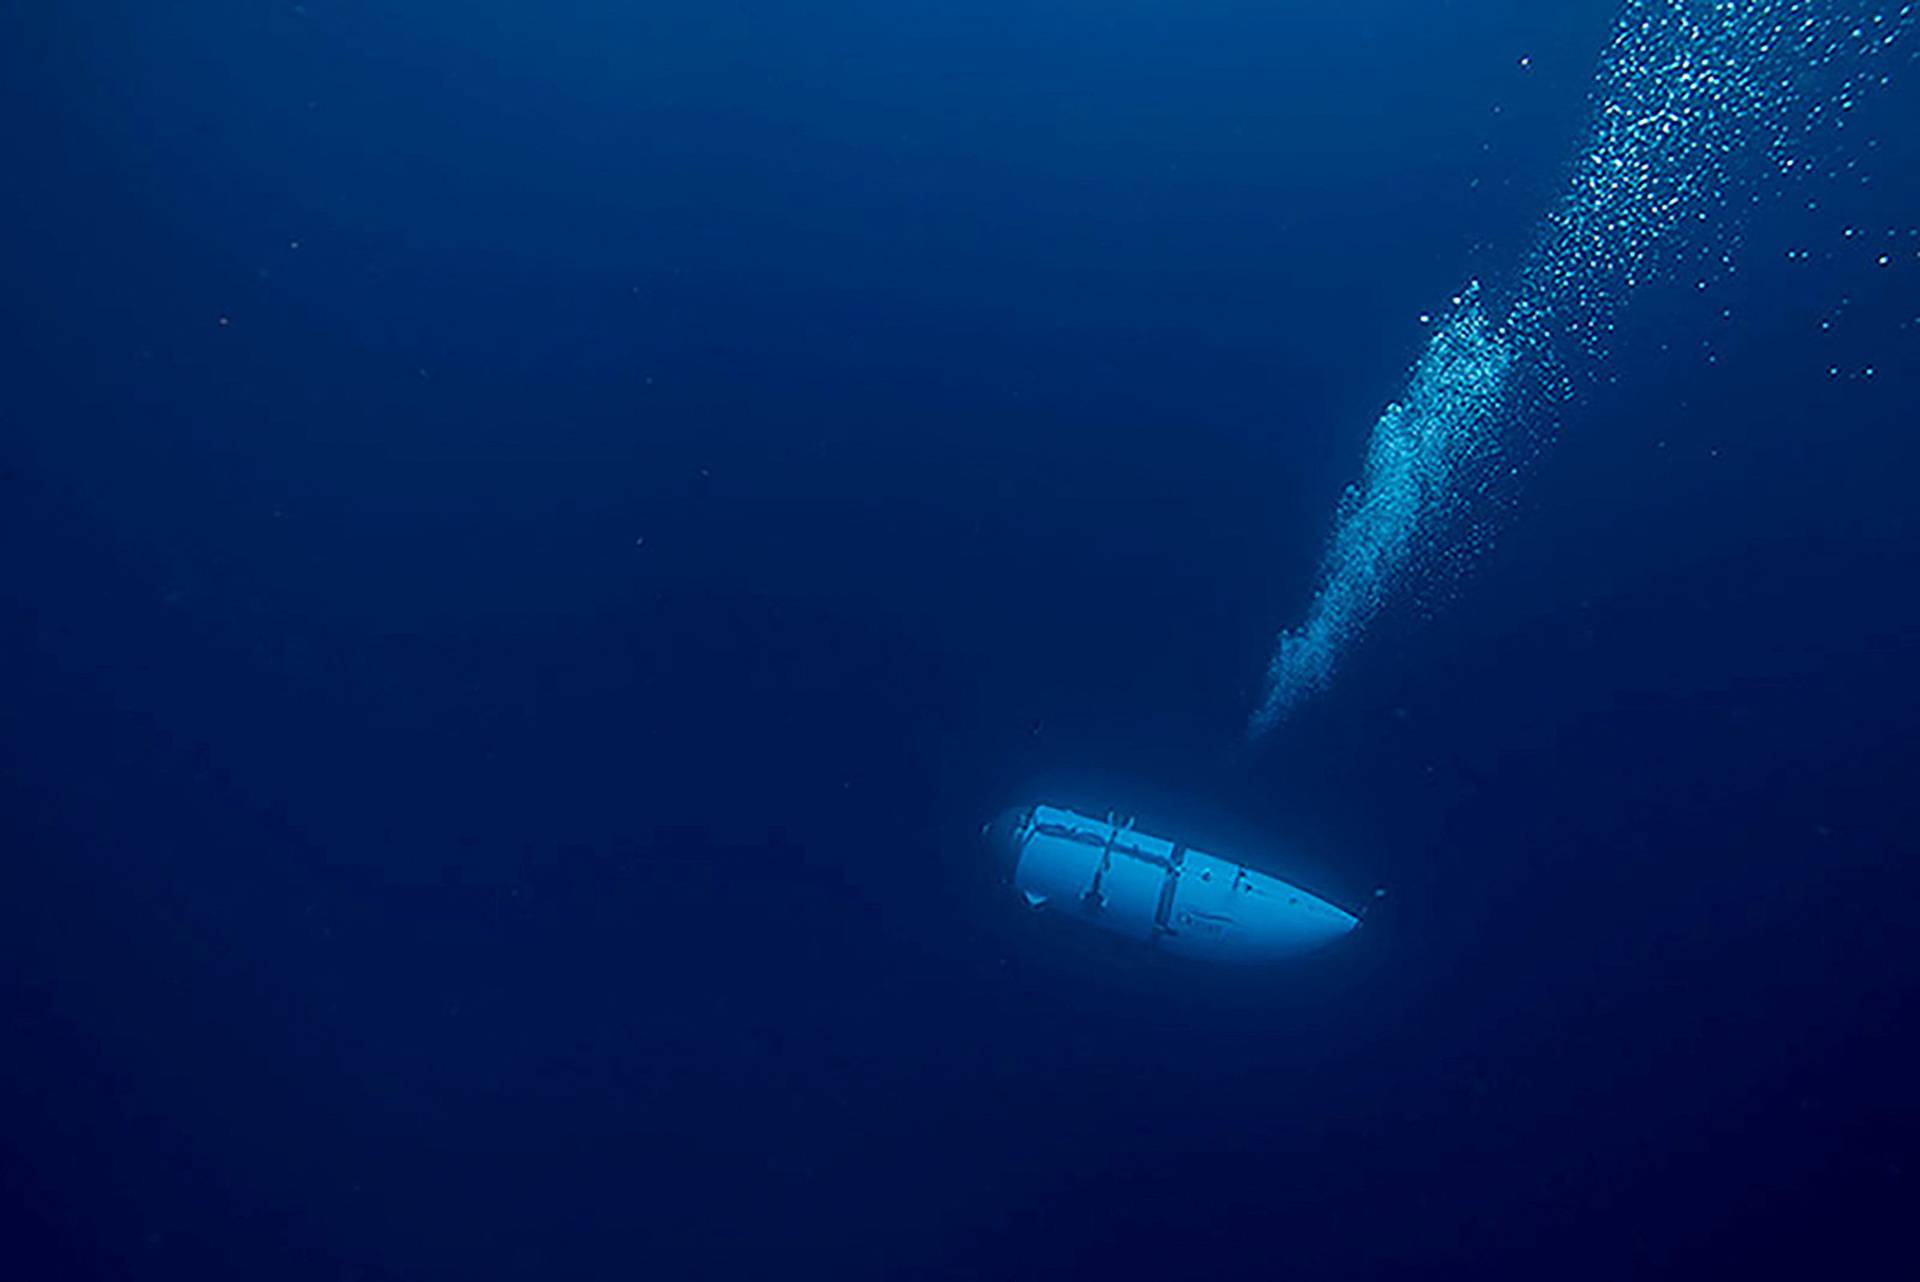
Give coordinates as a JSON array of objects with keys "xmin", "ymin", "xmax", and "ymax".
[{"xmin": 987, "ymin": 804, "xmax": 1358, "ymax": 962}]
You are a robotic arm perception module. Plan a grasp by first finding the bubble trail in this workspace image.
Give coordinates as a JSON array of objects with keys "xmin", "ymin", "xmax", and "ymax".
[{"xmin": 1249, "ymin": 0, "xmax": 1913, "ymax": 737}]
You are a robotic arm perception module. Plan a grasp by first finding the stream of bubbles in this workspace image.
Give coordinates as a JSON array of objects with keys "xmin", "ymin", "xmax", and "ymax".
[{"xmin": 1251, "ymin": 0, "xmax": 1913, "ymax": 736}]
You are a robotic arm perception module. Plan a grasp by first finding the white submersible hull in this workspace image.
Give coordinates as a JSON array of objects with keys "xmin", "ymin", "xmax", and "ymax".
[{"xmin": 989, "ymin": 804, "xmax": 1358, "ymax": 962}]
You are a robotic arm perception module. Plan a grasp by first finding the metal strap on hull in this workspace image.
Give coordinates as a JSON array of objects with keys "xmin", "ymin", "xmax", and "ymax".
[{"xmin": 1151, "ymin": 845, "xmax": 1186, "ymax": 938}]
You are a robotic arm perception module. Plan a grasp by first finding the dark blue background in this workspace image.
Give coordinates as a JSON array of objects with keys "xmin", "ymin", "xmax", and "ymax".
[{"xmin": 4, "ymin": 3, "xmax": 1916, "ymax": 1277}]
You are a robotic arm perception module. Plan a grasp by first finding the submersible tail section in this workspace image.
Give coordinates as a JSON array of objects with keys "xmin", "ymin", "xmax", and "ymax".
[{"xmin": 988, "ymin": 805, "xmax": 1358, "ymax": 962}]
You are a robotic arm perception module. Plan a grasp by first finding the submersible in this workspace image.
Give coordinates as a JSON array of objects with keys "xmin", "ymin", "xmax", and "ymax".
[{"xmin": 987, "ymin": 804, "xmax": 1358, "ymax": 962}]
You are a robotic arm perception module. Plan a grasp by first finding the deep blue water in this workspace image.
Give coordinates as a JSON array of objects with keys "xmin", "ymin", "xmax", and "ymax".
[{"xmin": 4, "ymin": 3, "xmax": 1917, "ymax": 1278}]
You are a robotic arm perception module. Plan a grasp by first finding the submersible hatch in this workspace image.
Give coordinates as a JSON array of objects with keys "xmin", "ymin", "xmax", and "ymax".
[{"xmin": 986, "ymin": 805, "xmax": 1358, "ymax": 962}]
